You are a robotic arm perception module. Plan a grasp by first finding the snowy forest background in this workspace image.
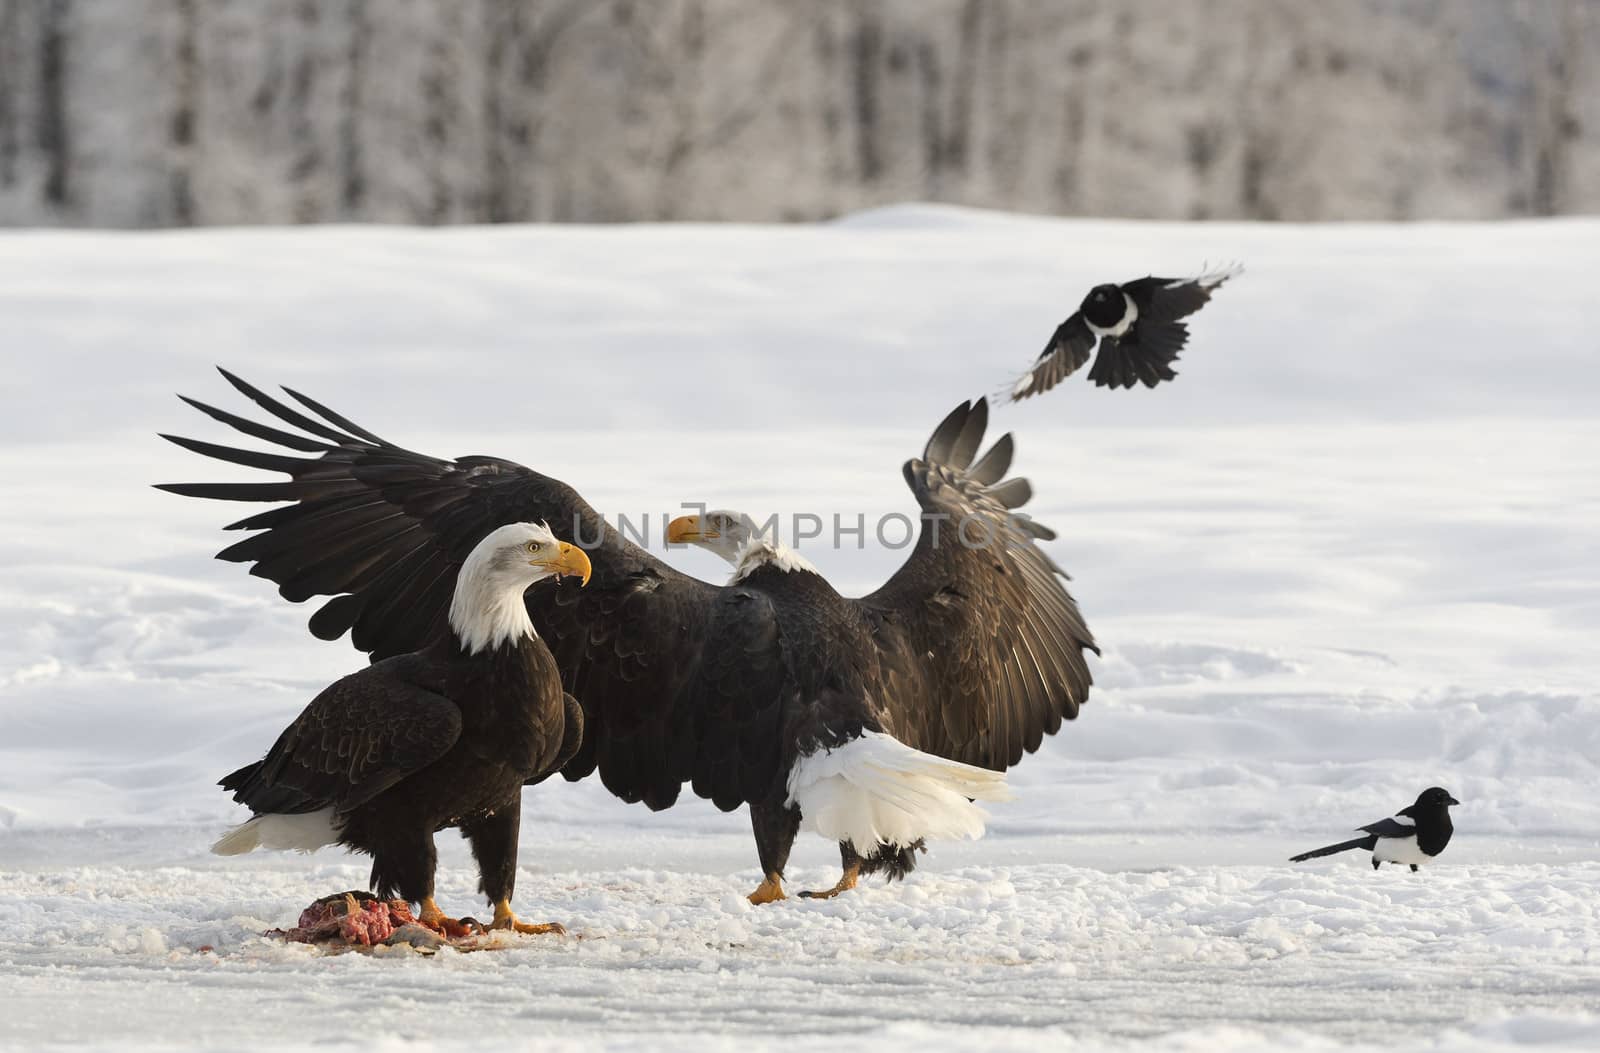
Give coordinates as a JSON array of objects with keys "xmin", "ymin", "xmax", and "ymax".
[{"xmin": 0, "ymin": 0, "xmax": 1596, "ymax": 227}]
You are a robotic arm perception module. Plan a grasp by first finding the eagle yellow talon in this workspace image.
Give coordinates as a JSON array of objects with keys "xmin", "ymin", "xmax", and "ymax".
[
  {"xmin": 491, "ymin": 899, "xmax": 567, "ymax": 936},
  {"xmin": 798, "ymin": 863, "xmax": 859, "ymax": 900},
  {"xmin": 418, "ymin": 897, "xmax": 477, "ymax": 939},
  {"xmin": 747, "ymin": 873, "xmax": 786, "ymax": 905}
]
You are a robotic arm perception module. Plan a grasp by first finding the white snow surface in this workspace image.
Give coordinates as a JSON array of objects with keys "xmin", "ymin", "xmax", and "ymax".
[{"xmin": 1, "ymin": 205, "xmax": 1597, "ymax": 1050}]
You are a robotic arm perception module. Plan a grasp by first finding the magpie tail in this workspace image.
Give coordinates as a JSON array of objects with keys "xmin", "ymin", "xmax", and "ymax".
[
  {"xmin": 1089, "ymin": 323, "xmax": 1187, "ymax": 389},
  {"xmin": 1289, "ymin": 834, "xmax": 1378, "ymax": 862}
]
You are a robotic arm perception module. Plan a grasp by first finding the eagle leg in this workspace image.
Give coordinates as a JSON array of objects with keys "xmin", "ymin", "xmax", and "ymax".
[
  {"xmin": 490, "ymin": 899, "xmax": 567, "ymax": 936},
  {"xmin": 747, "ymin": 873, "xmax": 787, "ymax": 905},
  {"xmin": 458, "ymin": 803, "xmax": 563, "ymax": 935},
  {"xmin": 797, "ymin": 863, "xmax": 859, "ymax": 900},
  {"xmin": 418, "ymin": 897, "xmax": 481, "ymax": 939},
  {"xmin": 746, "ymin": 801, "xmax": 800, "ymax": 905}
]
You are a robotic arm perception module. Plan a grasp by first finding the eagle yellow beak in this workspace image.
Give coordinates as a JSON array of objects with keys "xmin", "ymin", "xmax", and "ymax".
[
  {"xmin": 535, "ymin": 541, "xmax": 591, "ymax": 586},
  {"xmin": 667, "ymin": 514, "xmax": 716, "ymax": 543}
]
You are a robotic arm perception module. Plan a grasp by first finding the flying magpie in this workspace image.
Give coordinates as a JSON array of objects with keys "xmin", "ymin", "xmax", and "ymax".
[
  {"xmin": 1007, "ymin": 264, "xmax": 1240, "ymax": 399},
  {"xmin": 1289, "ymin": 787, "xmax": 1459, "ymax": 871}
]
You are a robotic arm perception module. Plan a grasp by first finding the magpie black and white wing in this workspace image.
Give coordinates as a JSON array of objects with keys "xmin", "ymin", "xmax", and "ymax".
[
  {"xmin": 855, "ymin": 398, "xmax": 1097, "ymax": 771},
  {"xmin": 1358, "ymin": 817, "xmax": 1417, "ymax": 839},
  {"xmin": 1090, "ymin": 265, "xmax": 1239, "ymax": 390},
  {"xmin": 1006, "ymin": 313, "xmax": 1095, "ymax": 402},
  {"xmin": 220, "ymin": 653, "xmax": 462, "ymax": 817},
  {"xmin": 160, "ymin": 370, "xmax": 787, "ymax": 815}
]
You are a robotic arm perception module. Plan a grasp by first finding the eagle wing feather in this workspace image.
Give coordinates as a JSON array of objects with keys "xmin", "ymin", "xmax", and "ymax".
[
  {"xmin": 162, "ymin": 371, "xmax": 787, "ymax": 813},
  {"xmin": 856, "ymin": 399, "xmax": 1097, "ymax": 771}
]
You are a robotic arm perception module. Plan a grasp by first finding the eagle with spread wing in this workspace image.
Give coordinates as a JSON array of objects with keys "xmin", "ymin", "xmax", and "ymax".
[{"xmin": 162, "ymin": 371, "xmax": 1097, "ymax": 902}]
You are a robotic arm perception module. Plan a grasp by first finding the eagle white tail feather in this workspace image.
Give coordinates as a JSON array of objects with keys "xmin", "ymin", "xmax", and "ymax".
[
  {"xmin": 785, "ymin": 731, "xmax": 1013, "ymax": 852},
  {"xmin": 210, "ymin": 808, "xmax": 340, "ymax": 856}
]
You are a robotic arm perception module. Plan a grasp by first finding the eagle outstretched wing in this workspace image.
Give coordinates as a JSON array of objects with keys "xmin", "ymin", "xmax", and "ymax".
[
  {"xmin": 161, "ymin": 370, "xmax": 786, "ymax": 814},
  {"xmin": 856, "ymin": 399, "xmax": 1097, "ymax": 771}
]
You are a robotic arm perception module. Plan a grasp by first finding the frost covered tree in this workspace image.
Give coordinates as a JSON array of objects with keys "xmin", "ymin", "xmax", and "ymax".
[{"xmin": 0, "ymin": 0, "xmax": 1594, "ymax": 226}]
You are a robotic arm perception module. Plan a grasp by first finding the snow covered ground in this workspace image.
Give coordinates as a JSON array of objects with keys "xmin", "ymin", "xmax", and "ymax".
[{"xmin": 1, "ymin": 207, "xmax": 1597, "ymax": 1050}]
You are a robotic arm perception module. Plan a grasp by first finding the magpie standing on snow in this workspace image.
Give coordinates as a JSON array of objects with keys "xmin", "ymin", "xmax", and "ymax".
[
  {"xmin": 1007, "ymin": 264, "xmax": 1240, "ymax": 399},
  {"xmin": 1290, "ymin": 787, "xmax": 1459, "ymax": 871}
]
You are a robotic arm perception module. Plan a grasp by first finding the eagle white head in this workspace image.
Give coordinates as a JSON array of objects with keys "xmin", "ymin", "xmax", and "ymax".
[
  {"xmin": 448, "ymin": 522, "xmax": 592, "ymax": 655},
  {"xmin": 666, "ymin": 509, "xmax": 758, "ymax": 562},
  {"xmin": 667, "ymin": 509, "xmax": 816, "ymax": 582}
]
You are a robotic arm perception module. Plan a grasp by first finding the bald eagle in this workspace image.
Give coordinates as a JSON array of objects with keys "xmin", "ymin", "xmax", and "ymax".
[
  {"xmin": 211, "ymin": 521, "xmax": 592, "ymax": 935},
  {"xmin": 162, "ymin": 371, "xmax": 1097, "ymax": 902}
]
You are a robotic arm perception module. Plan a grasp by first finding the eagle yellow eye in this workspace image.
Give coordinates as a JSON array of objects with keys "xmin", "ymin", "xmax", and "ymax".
[{"xmin": 526, "ymin": 541, "xmax": 540, "ymax": 554}]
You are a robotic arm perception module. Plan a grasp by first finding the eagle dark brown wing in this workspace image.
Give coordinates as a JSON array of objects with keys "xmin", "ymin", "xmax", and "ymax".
[
  {"xmin": 162, "ymin": 370, "xmax": 787, "ymax": 814},
  {"xmin": 856, "ymin": 399, "xmax": 1097, "ymax": 771},
  {"xmin": 220, "ymin": 652, "xmax": 462, "ymax": 817}
]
